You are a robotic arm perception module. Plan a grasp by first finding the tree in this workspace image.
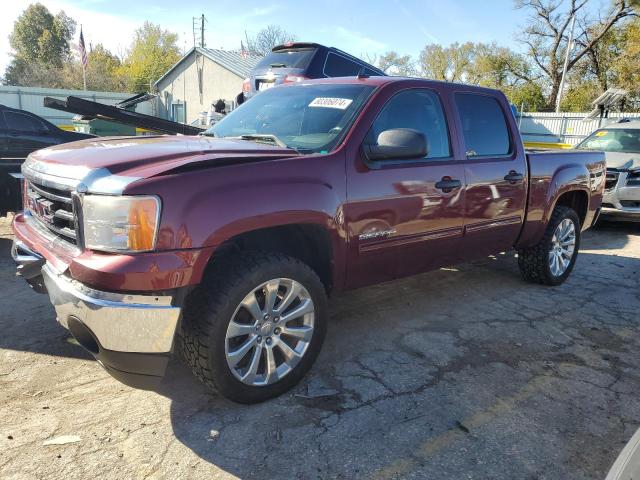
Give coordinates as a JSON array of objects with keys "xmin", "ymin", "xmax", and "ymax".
[
  {"xmin": 418, "ymin": 42, "xmax": 475, "ymax": 82},
  {"xmin": 120, "ymin": 22, "xmax": 181, "ymax": 92},
  {"xmin": 376, "ymin": 51, "xmax": 417, "ymax": 76},
  {"xmin": 506, "ymin": 82, "xmax": 548, "ymax": 110},
  {"xmin": 4, "ymin": 3, "xmax": 76, "ymax": 86},
  {"xmin": 86, "ymin": 45, "xmax": 126, "ymax": 91},
  {"xmin": 3, "ymin": 58, "xmax": 65, "ymax": 88},
  {"xmin": 516, "ymin": 0, "xmax": 635, "ymax": 109},
  {"xmin": 60, "ymin": 44, "xmax": 126, "ymax": 92},
  {"xmin": 467, "ymin": 43, "xmax": 538, "ymax": 87},
  {"xmin": 560, "ymin": 78, "xmax": 601, "ymax": 110},
  {"xmin": 612, "ymin": 18, "xmax": 640, "ymax": 97},
  {"xmin": 245, "ymin": 25, "xmax": 296, "ymax": 56},
  {"xmin": 9, "ymin": 3, "xmax": 75, "ymax": 67}
]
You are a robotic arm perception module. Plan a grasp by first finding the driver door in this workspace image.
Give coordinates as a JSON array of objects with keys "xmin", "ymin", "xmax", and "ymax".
[{"xmin": 344, "ymin": 88, "xmax": 466, "ymax": 289}]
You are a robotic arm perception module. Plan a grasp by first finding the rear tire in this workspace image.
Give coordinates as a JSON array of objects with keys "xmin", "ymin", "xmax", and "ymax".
[
  {"xmin": 517, "ymin": 206, "xmax": 581, "ymax": 286},
  {"xmin": 180, "ymin": 251, "xmax": 327, "ymax": 404}
]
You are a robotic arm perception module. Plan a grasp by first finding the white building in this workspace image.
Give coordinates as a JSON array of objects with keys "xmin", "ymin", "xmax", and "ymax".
[{"xmin": 154, "ymin": 47, "xmax": 260, "ymax": 125}]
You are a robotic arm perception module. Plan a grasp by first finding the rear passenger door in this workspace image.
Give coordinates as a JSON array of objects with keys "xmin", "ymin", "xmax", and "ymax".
[
  {"xmin": 345, "ymin": 87, "xmax": 466, "ymax": 288},
  {"xmin": 453, "ymin": 92, "xmax": 528, "ymax": 256}
]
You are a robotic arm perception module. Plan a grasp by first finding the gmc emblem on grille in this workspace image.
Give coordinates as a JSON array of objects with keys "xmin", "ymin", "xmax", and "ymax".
[{"xmin": 34, "ymin": 198, "xmax": 55, "ymax": 223}]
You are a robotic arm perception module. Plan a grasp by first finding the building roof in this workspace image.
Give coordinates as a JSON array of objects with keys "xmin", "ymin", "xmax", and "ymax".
[{"xmin": 154, "ymin": 47, "xmax": 261, "ymax": 87}]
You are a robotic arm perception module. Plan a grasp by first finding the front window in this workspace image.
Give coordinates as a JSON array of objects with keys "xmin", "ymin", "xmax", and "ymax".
[
  {"xmin": 366, "ymin": 89, "xmax": 451, "ymax": 160},
  {"xmin": 576, "ymin": 128, "xmax": 640, "ymax": 154},
  {"xmin": 205, "ymin": 83, "xmax": 374, "ymax": 153}
]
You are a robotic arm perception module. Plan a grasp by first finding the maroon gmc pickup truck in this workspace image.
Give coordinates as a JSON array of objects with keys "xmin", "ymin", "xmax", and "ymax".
[{"xmin": 11, "ymin": 77, "xmax": 605, "ymax": 403}]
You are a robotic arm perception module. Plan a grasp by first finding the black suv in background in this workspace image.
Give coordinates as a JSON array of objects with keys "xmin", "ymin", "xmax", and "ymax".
[
  {"xmin": 1, "ymin": 104, "xmax": 94, "ymax": 215},
  {"xmin": 239, "ymin": 42, "xmax": 386, "ymax": 102}
]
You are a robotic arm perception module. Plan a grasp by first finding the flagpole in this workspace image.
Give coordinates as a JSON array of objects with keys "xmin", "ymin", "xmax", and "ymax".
[{"xmin": 79, "ymin": 25, "xmax": 87, "ymax": 91}]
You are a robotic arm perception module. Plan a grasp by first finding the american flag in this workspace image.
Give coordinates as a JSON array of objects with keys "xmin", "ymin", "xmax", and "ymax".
[
  {"xmin": 240, "ymin": 40, "xmax": 248, "ymax": 59},
  {"xmin": 79, "ymin": 27, "xmax": 88, "ymax": 68}
]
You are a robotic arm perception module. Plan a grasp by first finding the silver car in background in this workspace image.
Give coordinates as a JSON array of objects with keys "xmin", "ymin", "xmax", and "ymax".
[{"xmin": 576, "ymin": 120, "xmax": 640, "ymax": 221}]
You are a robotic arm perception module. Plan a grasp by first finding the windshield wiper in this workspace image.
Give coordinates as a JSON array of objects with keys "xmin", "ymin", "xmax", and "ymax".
[
  {"xmin": 269, "ymin": 63, "xmax": 287, "ymax": 68},
  {"xmin": 239, "ymin": 134, "xmax": 289, "ymax": 148}
]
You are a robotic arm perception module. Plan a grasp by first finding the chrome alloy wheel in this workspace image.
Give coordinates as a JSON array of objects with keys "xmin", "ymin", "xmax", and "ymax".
[
  {"xmin": 548, "ymin": 218, "xmax": 576, "ymax": 277},
  {"xmin": 224, "ymin": 278, "xmax": 315, "ymax": 386}
]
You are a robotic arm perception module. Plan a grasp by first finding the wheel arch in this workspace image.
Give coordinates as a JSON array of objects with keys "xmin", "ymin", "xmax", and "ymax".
[
  {"xmin": 552, "ymin": 189, "xmax": 589, "ymax": 228},
  {"xmin": 205, "ymin": 222, "xmax": 338, "ymax": 294},
  {"xmin": 544, "ymin": 163, "xmax": 591, "ymax": 228}
]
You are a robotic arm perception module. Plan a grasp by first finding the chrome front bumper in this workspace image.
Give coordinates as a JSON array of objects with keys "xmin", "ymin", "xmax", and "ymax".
[
  {"xmin": 41, "ymin": 263, "xmax": 180, "ymax": 354},
  {"xmin": 11, "ymin": 240, "xmax": 46, "ymax": 292},
  {"xmin": 12, "ymin": 239, "xmax": 182, "ymax": 389}
]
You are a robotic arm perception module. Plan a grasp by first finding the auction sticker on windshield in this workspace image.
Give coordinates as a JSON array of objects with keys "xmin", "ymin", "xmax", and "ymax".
[{"xmin": 309, "ymin": 97, "xmax": 353, "ymax": 109}]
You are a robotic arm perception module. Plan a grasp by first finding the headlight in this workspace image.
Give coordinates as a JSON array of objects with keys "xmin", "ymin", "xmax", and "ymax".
[{"xmin": 82, "ymin": 195, "xmax": 161, "ymax": 252}]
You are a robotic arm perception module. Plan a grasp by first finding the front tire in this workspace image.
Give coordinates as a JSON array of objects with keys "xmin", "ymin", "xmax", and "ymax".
[
  {"xmin": 180, "ymin": 252, "xmax": 327, "ymax": 404},
  {"xmin": 518, "ymin": 206, "xmax": 581, "ymax": 286}
]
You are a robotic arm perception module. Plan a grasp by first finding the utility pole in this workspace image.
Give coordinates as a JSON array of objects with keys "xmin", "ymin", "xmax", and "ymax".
[
  {"xmin": 192, "ymin": 14, "xmax": 206, "ymax": 48},
  {"xmin": 555, "ymin": 14, "xmax": 576, "ymax": 113},
  {"xmin": 201, "ymin": 14, "xmax": 205, "ymax": 48}
]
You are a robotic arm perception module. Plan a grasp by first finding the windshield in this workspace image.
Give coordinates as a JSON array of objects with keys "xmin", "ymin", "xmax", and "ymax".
[
  {"xmin": 576, "ymin": 128, "xmax": 640, "ymax": 154},
  {"xmin": 255, "ymin": 49, "xmax": 316, "ymax": 69},
  {"xmin": 206, "ymin": 83, "xmax": 375, "ymax": 153}
]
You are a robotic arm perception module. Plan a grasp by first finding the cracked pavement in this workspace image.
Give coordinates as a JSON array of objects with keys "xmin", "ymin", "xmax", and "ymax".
[{"xmin": 1, "ymin": 217, "xmax": 639, "ymax": 479}]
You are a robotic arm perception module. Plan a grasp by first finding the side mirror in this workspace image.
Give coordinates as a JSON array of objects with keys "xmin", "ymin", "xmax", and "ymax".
[{"xmin": 365, "ymin": 128, "xmax": 428, "ymax": 161}]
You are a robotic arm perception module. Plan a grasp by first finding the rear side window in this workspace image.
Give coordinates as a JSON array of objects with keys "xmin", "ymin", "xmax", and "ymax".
[
  {"xmin": 324, "ymin": 53, "xmax": 362, "ymax": 77},
  {"xmin": 255, "ymin": 49, "xmax": 316, "ymax": 70},
  {"xmin": 4, "ymin": 111, "xmax": 47, "ymax": 133},
  {"xmin": 367, "ymin": 89, "xmax": 451, "ymax": 159},
  {"xmin": 455, "ymin": 93, "xmax": 511, "ymax": 157}
]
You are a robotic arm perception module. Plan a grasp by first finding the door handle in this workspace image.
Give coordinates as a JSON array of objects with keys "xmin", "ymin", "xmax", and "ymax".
[
  {"xmin": 504, "ymin": 171, "xmax": 524, "ymax": 183},
  {"xmin": 435, "ymin": 176, "xmax": 462, "ymax": 192}
]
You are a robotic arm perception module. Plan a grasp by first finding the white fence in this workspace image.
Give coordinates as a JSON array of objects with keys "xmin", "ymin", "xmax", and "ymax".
[
  {"xmin": 0, "ymin": 86, "xmax": 155, "ymax": 127},
  {"xmin": 518, "ymin": 111, "xmax": 640, "ymax": 146}
]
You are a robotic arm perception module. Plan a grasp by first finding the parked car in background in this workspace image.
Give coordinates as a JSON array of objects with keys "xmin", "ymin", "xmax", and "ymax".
[
  {"xmin": 576, "ymin": 119, "xmax": 640, "ymax": 222},
  {"xmin": 1, "ymin": 104, "xmax": 94, "ymax": 159},
  {"xmin": 1, "ymin": 104, "xmax": 94, "ymax": 216},
  {"xmin": 239, "ymin": 42, "xmax": 386, "ymax": 103},
  {"xmin": 12, "ymin": 77, "xmax": 604, "ymax": 403}
]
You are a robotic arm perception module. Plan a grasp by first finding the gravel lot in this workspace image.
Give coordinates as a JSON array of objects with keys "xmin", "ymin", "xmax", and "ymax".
[{"xmin": 1, "ymin": 216, "xmax": 639, "ymax": 480}]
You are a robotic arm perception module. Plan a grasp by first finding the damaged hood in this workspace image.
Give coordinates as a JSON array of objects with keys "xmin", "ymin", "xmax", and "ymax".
[
  {"xmin": 24, "ymin": 135, "xmax": 300, "ymax": 193},
  {"xmin": 602, "ymin": 152, "xmax": 640, "ymax": 171}
]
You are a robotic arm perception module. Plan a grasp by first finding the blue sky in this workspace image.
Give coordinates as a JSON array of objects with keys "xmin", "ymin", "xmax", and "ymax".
[{"xmin": 1, "ymin": 0, "xmax": 609, "ymax": 72}]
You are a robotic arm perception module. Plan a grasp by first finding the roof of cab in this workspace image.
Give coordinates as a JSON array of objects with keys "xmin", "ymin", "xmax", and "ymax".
[{"xmin": 286, "ymin": 76, "xmax": 506, "ymax": 96}]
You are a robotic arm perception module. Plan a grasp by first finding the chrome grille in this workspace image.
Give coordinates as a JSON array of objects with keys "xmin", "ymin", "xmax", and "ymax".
[
  {"xmin": 25, "ymin": 180, "xmax": 77, "ymax": 244},
  {"xmin": 605, "ymin": 171, "xmax": 620, "ymax": 191},
  {"xmin": 626, "ymin": 171, "xmax": 640, "ymax": 187}
]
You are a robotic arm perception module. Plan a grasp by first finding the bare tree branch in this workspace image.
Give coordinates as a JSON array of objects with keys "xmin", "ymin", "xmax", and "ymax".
[{"xmin": 515, "ymin": 0, "xmax": 634, "ymax": 108}]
